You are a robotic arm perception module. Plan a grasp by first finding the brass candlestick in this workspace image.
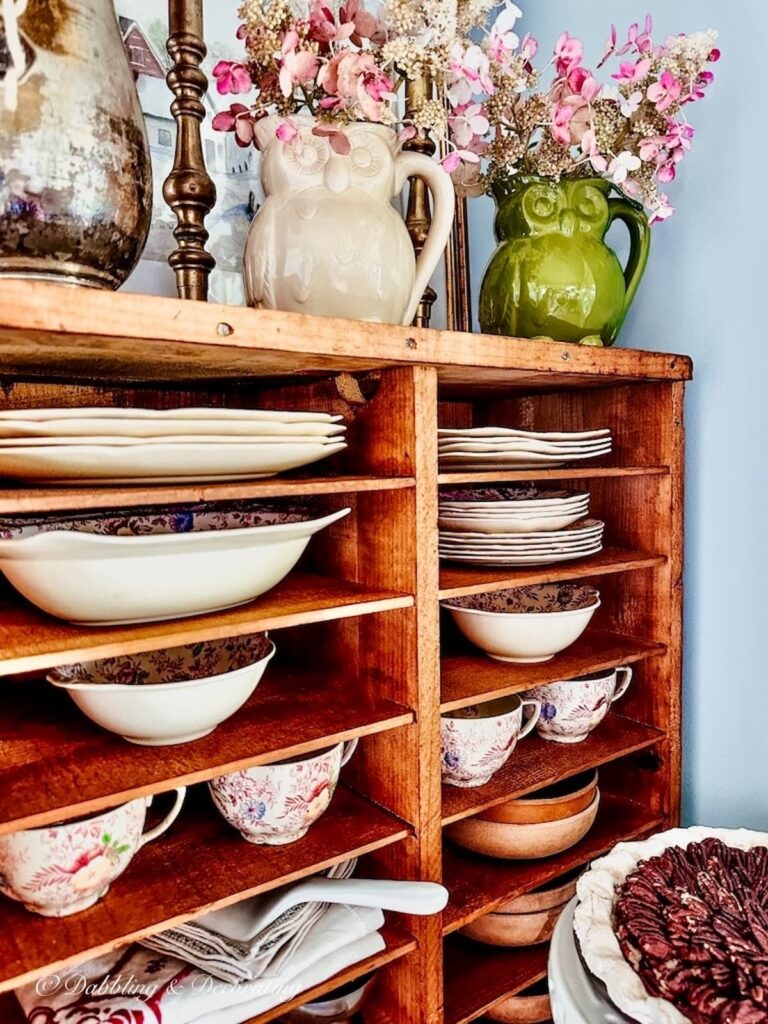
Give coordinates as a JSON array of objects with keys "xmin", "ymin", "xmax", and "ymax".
[
  {"xmin": 164, "ymin": 0, "xmax": 217, "ymax": 301},
  {"xmin": 404, "ymin": 74, "xmax": 437, "ymax": 328}
]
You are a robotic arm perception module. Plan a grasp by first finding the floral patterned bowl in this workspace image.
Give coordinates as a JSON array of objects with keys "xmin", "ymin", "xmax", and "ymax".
[
  {"xmin": 441, "ymin": 584, "xmax": 600, "ymax": 663},
  {"xmin": 0, "ymin": 790, "xmax": 185, "ymax": 917},
  {"xmin": 0, "ymin": 500, "xmax": 350, "ymax": 625},
  {"xmin": 47, "ymin": 634, "xmax": 275, "ymax": 745},
  {"xmin": 208, "ymin": 739, "xmax": 358, "ymax": 845}
]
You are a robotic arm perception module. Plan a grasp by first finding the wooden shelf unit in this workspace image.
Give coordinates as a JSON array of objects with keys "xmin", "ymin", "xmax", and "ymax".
[{"xmin": 0, "ymin": 283, "xmax": 689, "ymax": 1023}]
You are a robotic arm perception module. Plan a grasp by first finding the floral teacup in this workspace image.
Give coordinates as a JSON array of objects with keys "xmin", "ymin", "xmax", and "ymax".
[
  {"xmin": 441, "ymin": 695, "xmax": 541, "ymax": 788},
  {"xmin": 0, "ymin": 789, "xmax": 186, "ymax": 917},
  {"xmin": 208, "ymin": 739, "xmax": 358, "ymax": 845},
  {"xmin": 525, "ymin": 667, "xmax": 633, "ymax": 744}
]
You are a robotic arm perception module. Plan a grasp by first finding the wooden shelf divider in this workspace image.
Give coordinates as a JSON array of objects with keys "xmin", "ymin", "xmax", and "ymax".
[
  {"xmin": 443, "ymin": 940, "xmax": 549, "ymax": 1024},
  {"xmin": 441, "ymin": 630, "xmax": 665, "ymax": 710},
  {"xmin": 439, "ymin": 547, "xmax": 666, "ymax": 599},
  {"xmin": 442, "ymin": 795, "xmax": 662, "ymax": 934},
  {"xmin": 0, "ymin": 671, "xmax": 414, "ymax": 833},
  {"xmin": 442, "ymin": 715, "xmax": 665, "ymax": 825},
  {"xmin": 0, "ymin": 789, "xmax": 411, "ymax": 993},
  {"xmin": 0, "ymin": 574, "xmax": 413, "ymax": 676}
]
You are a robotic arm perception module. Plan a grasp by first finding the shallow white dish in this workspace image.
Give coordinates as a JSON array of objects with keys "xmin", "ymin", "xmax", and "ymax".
[
  {"xmin": 438, "ymin": 427, "xmax": 610, "ymax": 441},
  {"xmin": 439, "ymin": 489, "xmax": 590, "ymax": 511},
  {"xmin": 442, "ymin": 584, "xmax": 600, "ymax": 662},
  {"xmin": 438, "ymin": 441, "xmax": 611, "ymax": 455},
  {"xmin": 0, "ymin": 434, "xmax": 345, "ymax": 447},
  {"xmin": 0, "ymin": 504, "xmax": 350, "ymax": 625},
  {"xmin": 48, "ymin": 635, "xmax": 276, "ymax": 745},
  {"xmin": 0, "ymin": 406, "xmax": 343, "ymax": 423},
  {"xmin": 440, "ymin": 519, "xmax": 603, "ymax": 541},
  {"xmin": 0, "ymin": 418, "xmax": 347, "ymax": 439},
  {"xmin": 0, "ymin": 441, "xmax": 347, "ymax": 483},
  {"xmin": 439, "ymin": 547, "xmax": 602, "ymax": 566},
  {"xmin": 438, "ymin": 512, "xmax": 588, "ymax": 534}
]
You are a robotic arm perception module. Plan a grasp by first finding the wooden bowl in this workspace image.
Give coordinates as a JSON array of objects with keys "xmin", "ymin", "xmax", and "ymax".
[
  {"xmin": 459, "ymin": 901, "xmax": 566, "ymax": 946},
  {"xmin": 487, "ymin": 980, "xmax": 551, "ymax": 1023},
  {"xmin": 479, "ymin": 770, "xmax": 598, "ymax": 825},
  {"xmin": 447, "ymin": 791, "xmax": 600, "ymax": 860},
  {"xmin": 497, "ymin": 868, "xmax": 580, "ymax": 914}
]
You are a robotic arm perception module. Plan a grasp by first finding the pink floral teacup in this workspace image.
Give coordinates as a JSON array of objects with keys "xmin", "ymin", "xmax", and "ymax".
[
  {"xmin": 0, "ymin": 788, "xmax": 186, "ymax": 917},
  {"xmin": 208, "ymin": 740, "xmax": 358, "ymax": 845},
  {"xmin": 441, "ymin": 695, "xmax": 541, "ymax": 788},
  {"xmin": 525, "ymin": 667, "xmax": 633, "ymax": 744}
]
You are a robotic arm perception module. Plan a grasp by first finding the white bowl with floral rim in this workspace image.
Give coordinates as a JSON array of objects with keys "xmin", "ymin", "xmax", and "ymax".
[
  {"xmin": 441, "ymin": 584, "xmax": 601, "ymax": 663},
  {"xmin": 47, "ymin": 634, "xmax": 276, "ymax": 745},
  {"xmin": 0, "ymin": 501, "xmax": 350, "ymax": 625}
]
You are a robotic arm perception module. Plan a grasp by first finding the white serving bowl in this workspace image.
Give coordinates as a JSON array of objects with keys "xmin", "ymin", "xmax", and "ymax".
[
  {"xmin": 0, "ymin": 502, "xmax": 350, "ymax": 625},
  {"xmin": 47, "ymin": 634, "xmax": 275, "ymax": 745},
  {"xmin": 441, "ymin": 584, "xmax": 600, "ymax": 663}
]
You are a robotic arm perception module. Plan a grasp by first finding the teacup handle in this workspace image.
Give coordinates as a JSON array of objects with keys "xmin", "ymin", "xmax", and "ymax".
[
  {"xmin": 518, "ymin": 700, "xmax": 541, "ymax": 740},
  {"xmin": 611, "ymin": 667, "xmax": 633, "ymax": 704},
  {"xmin": 139, "ymin": 788, "xmax": 186, "ymax": 849},
  {"xmin": 341, "ymin": 738, "xmax": 359, "ymax": 766}
]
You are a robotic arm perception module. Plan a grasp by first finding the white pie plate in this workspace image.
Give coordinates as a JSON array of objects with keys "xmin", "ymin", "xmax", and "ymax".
[
  {"xmin": 0, "ymin": 434, "xmax": 346, "ymax": 447},
  {"xmin": 0, "ymin": 507, "xmax": 350, "ymax": 625},
  {"xmin": 0, "ymin": 406, "xmax": 343, "ymax": 423},
  {"xmin": 0, "ymin": 441, "xmax": 348, "ymax": 483},
  {"xmin": 573, "ymin": 826, "xmax": 768, "ymax": 1024},
  {"xmin": 0, "ymin": 418, "xmax": 347, "ymax": 439},
  {"xmin": 438, "ymin": 427, "xmax": 611, "ymax": 440},
  {"xmin": 439, "ymin": 546, "xmax": 602, "ymax": 566}
]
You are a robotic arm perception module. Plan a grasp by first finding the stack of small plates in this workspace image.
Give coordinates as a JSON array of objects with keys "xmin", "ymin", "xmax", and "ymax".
[
  {"xmin": 438, "ymin": 518, "xmax": 605, "ymax": 566},
  {"xmin": 438, "ymin": 427, "xmax": 612, "ymax": 470},
  {"xmin": 439, "ymin": 488, "xmax": 590, "ymax": 534},
  {"xmin": 0, "ymin": 407, "xmax": 347, "ymax": 484}
]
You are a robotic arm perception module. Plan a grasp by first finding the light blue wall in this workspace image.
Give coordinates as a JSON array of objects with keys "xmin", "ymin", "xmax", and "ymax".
[{"xmin": 468, "ymin": 1, "xmax": 768, "ymax": 827}]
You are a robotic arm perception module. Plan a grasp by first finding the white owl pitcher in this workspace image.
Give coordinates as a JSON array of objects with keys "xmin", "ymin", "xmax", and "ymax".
[{"xmin": 244, "ymin": 116, "xmax": 455, "ymax": 325}]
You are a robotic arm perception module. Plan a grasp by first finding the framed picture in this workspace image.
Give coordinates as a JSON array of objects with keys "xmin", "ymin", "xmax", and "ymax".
[{"xmin": 116, "ymin": 0, "xmax": 261, "ymax": 304}]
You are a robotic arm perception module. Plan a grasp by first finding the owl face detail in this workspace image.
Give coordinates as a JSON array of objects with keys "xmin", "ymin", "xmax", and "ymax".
[
  {"xmin": 496, "ymin": 178, "xmax": 611, "ymax": 240},
  {"xmin": 255, "ymin": 117, "xmax": 397, "ymax": 200}
]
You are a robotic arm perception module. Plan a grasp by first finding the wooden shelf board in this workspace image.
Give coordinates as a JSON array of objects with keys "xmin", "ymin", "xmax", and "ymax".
[
  {"xmin": 0, "ymin": 476, "xmax": 415, "ymax": 514},
  {"xmin": 244, "ymin": 923, "xmax": 416, "ymax": 1024},
  {"xmin": 442, "ymin": 794, "xmax": 661, "ymax": 933},
  {"xmin": 0, "ymin": 789, "xmax": 411, "ymax": 993},
  {"xmin": 441, "ymin": 631, "xmax": 666, "ymax": 711},
  {"xmin": 0, "ymin": 282, "xmax": 692, "ymax": 387},
  {"xmin": 0, "ymin": 573, "xmax": 413, "ymax": 676},
  {"xmin": 0, "ymin": 670, "xmax": 414, "ymax": 833},
  {"xmin": 444, "ymin": 940, "xmax": 548, "ymax": 1024},
  {"xmin": 439, "ymin": 547, "xmax": 667, "ymax": 599},
  {"xmin": 442, "ymin": 715, "xmax": 664, "ymax": 825},
  {"xmin": 438, "ymin": 466, "xmax": 669, "ymax": 485}
]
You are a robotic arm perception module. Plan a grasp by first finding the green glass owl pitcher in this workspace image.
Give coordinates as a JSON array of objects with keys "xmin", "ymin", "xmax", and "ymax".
[{"xmin": 478, "ymin": 176, "xmax": 651, "ymax": 346}]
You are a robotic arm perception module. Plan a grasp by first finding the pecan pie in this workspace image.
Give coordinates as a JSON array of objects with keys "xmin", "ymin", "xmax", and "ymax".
[{"xmin": 614, "ymin": 838, "xmax": 768, "ymax": 1023}]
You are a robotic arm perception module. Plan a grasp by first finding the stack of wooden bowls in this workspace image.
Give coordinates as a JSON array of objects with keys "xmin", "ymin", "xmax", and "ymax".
[{"xmin": 446, "ymin": 770, "xmax": 599, "ymax": 861}]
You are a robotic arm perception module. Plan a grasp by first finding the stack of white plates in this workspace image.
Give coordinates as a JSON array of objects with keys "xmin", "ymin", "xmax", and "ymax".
[
  {"xmin": 0, "ymin": 407, "xmax": 348, "ymax": 484},
  {"xmin": 438, "ymin": 427, "xmax": 612, "ymax": 470},
  {"xmin": 439, "ymin": 518, "xmax": 605, "ymax": 566},
  {"xmin": 439, "ymin": 487, "xmax": 590, "ymax": 534}
]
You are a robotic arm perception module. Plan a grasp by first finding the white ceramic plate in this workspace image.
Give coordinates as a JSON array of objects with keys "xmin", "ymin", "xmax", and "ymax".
[
  {"xmin": 0, "ymin": 507, "xmax": 351, "ymax": 624},
  {"xmin": 0, "ymin": 441, "xmax": 348, "ymax": 483},
  {"xmin": 439, "ymin": 545, "xmax": 602, "ymax": 566},
  {"xmin": 440, "ymin": 518, "xmax": 603, "ymax": 539},
  {"xmin": 0, "ymin": 406, "xmax": 344, "ymax": 423},
  {"xmin": 0, "ymin": 418, "xmax": 347, "ymax": 438},
  {"xmin": 0, "ymin": 434, "xmax": 346, "ymax": 447},
  {"xmin": 439, "ymin": 491, "xmax": 590, "ymax": 511},
  {"xmin": 438, "ymin": 440, "xmax": 612, "ymax": 453},
  {"xmin": 438, "ymin": 533, "xmax": 604, "ymax": 549},
  {"xmin": 438, "ymin": 427, "xmax": 611, "ymax": 440},
  {"xmin": 438, "ymin": 512, "xmax": 590, "ymax": 534}
]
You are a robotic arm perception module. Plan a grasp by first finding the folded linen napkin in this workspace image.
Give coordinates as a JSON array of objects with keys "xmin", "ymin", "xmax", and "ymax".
[
  {"xmin": 140, "ymin": 859, "xmax": 356, "ymax": 983},
  {"xmin": 16, "ymin": 904, "xmax": 384, "ymax": 1024}
]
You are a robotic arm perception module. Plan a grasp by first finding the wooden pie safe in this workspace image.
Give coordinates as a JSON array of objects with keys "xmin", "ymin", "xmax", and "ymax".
[{"xmin": 0, "ymin": 281, "xmax": 689, "ymax": 1024}]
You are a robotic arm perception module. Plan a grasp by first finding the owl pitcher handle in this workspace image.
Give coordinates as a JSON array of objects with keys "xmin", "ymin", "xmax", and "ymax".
[
  {"xmin": 394, "ymin": 151, "xmax": 456, "ymax": 326},
  {"xmin": 607, "ymin": 193, "xmax": 651, "ymax": 327}
]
